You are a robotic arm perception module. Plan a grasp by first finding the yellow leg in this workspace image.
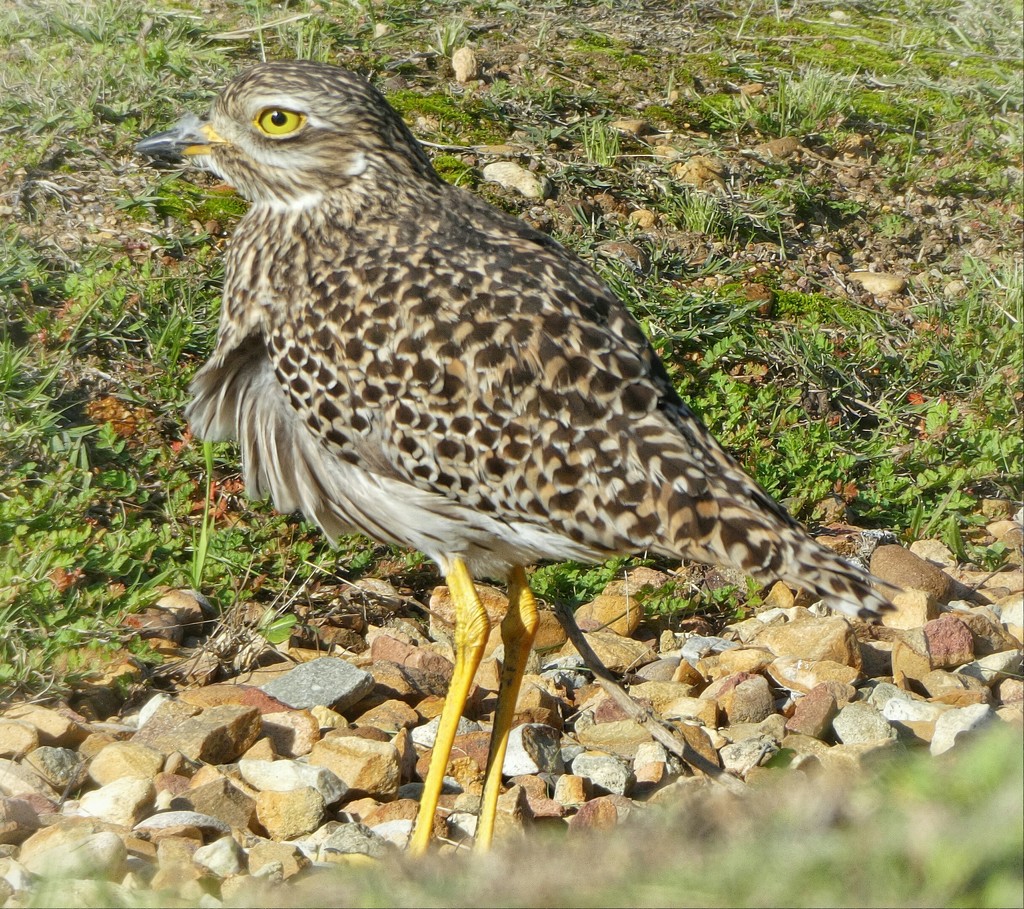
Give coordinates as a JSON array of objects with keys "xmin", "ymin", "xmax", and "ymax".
[
  {"xmin": 475, "ymin": 565, "xmax": 539, "ymax": 852},
  {"xmin": 409, "ymin": 558, "xmax": 490, "ymax": 856}
]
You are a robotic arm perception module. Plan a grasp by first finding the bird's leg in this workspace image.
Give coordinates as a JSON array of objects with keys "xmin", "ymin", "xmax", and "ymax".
[
  {"xmin": 475, "ymin": 565, "xmax": 539, "ymax": 851},
  {"xmin": 409, "ymin": 557, "xmax": 490, "ymax": 856}
]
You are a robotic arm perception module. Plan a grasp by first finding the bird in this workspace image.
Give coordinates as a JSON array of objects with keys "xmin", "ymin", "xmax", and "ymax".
[{"xmin": 136, "ymin": 60, "xmax": 891, "ymax": 854}]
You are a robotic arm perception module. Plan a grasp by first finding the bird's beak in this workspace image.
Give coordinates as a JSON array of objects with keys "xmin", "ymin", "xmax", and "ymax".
[{"xmin": 136, "ymin": 114, "xmax": 227, "ymax": 162}]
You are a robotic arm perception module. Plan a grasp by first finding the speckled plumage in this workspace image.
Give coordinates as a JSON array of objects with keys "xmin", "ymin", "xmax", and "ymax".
[{"xmin": 141, "ymin": 60, "xmax": 890, "ymax": 618}]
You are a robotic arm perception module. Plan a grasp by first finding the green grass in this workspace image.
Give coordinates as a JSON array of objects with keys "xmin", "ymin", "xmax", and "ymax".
[{"xmin": 0, "ymin": 0, "xmax": 1021, "ymax": 700}]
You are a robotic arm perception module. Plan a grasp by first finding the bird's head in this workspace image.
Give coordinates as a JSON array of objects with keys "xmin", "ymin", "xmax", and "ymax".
[{"xmin": 136, "ymin": 60, "xmax": 438, "ymax": 209}]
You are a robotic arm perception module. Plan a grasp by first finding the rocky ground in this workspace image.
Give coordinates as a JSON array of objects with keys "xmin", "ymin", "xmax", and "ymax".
[
  {"xmin": 0, "ymin": 520, "xmax": 1020, "ymax": 906},
  {"xmin": 0, "ymin": 0, "xmax": 1021, "ymax": 905}
]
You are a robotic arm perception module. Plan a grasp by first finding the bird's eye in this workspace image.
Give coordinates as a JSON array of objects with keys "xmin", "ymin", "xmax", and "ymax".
[{"xmin": 254, "ymin": 108, "xmax": 306, "ymax": 136}]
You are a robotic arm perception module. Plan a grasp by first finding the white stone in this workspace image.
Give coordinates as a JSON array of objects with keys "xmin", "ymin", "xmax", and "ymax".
[
  {"xmin": 720, "ymin": 735, "xmax": 779, "ymax": 776},
  {"xmin": 881, "ymin": 698, "xmax": 951, "ymax": 723},
  {"xmin": 369, "ymin": 819, "xmax": 413, "ymax": 848},
  {"xmin": 481, "ymin": 162, "xmax": 553, "ymax": 200},
  {"xmin": 445, "ymin": 811, "xmax": 478, "ymax": 840},
  {"xmin": 633, "ymin": 741, "xmax": 669, "ymax": 768},
  {"xmin": 78, "ymin": 777, "xmax": 154, "ymax": 827},
  {"xmin": 410, "ymin": 715, "xmax": 480, "ymax": 748},
  {"xmin": 832, "ymin": 703, "xmax": 898, "ymax": 745},
  {"xmin": 958, "ymin": 649, "xmax": 1023, "ymax": 685},
  {"xmin": 502, "ymin": 723, "xmax": 563, "ymax": 775},
  {"xmin": 570, "ymin": 751, "xmax": 634, "ymax": 796},
  {"xmin": 930, "ymin": 704, "xmax": 995, "ymax": 755},
  {"xmin": 22, "ymin": 831, "xmax": 127, "ymax": 880},
  {"xmin": 850, "ymin": 271, "xmax": 906, "ymax": 295},
  {"xmin": 238, "ymin": 758, "xmax": 347, "ymax": 805},
  {"xmin": 193, "ymin": 836, "xmax": 246, "ymax": 877},
  {"xmin": 0, "ymin": 857, "xmax": 33, "ymax": 893},
  {"xmin": 452, "ymin": 46, "xmax": 479, "ymax": 83},
  {"xmin": 134, "ymin": 693, "xmax": 171, "ymax": 729}
]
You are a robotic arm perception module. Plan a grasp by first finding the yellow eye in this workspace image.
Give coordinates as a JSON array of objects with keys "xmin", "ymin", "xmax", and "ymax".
[{"xmin": 254, "ymin": 108, "xmax": 306, "ymax": 136}]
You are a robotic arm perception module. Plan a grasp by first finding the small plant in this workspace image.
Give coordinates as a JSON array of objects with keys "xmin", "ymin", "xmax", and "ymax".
[
  {"xmin": 432, "ymin": 17, "xmax": 468, "ymax": 58},
  {"xmin": 577, "ymin": 117, "xmax": 621, "ymax": 167},
  {"xmin": 677, "ymin": 189, "xmax": 726, "ymax": 237}
]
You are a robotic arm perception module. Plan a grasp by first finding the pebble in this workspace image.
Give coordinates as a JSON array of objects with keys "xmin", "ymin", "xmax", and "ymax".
[
  {"xmin": 88, "ymin": 741, "xmax": 165, "ymax": 785},
  {"xmin": 0, "ymin": 759, "xmax": 57, "ymax": 799},
  {"xmin": 482, "ymin": 162, "xmax": 553, "ymax": 200},
  {"xmin": 0, "ymin": 797, "xmax": 41, "ymax": 845},
  {"xmin": 570, "ymin": 752, "xmax": 634, "ymax": 796},
  {"xmin": 576, "ymin": 718, "xmax": 653, "ymax": 759},
  {"xmin": 134, "ymin": 703, "xmax": 261, "ymax": 763},
  {"xmin": 930, "ymin": 704, "xmax": 995, "ymax": 755},
  {"xmin": 670, "ymin": 155, "xmax": 727, "ymax": 190},
  {"xmin": 922, "ymin": 615, "xmax": 974, "ymax": 668},
  {"xmin": 716, "ymin": 674, "xmax": 776, "ymax": 725},
  {"xmin": 503, "ymin": 723, "xmax": 564, "ymax": 775},
  {"xmin": 314, "ymin": 822, "xmax": 391, "ymax": 860},
  {"xmin": 559, "ymin": 631, "xmax": 657, "ymax": 673},
  {"xmin": 957, "ymin": 649, "xmax": 1023, "ymax": 685},
  {"xmin": 410, "ymin": 715, "xmax": 480, "ymax": 748},
  {"xmin": 193, "ymin": 836, "xmax": 246, "ymax": 877},
  {"xmin": 21, "ymin": 828, "xmax": 127, "ymax": 881},
  {"xmin": 849, "ymin": 271, "xmax": 906, "ymax": 295},
  {"xmin": 881, "ymin": 698, "xmax": 950, "ymax": 724},
  {"xmin": 884, "ymin": 589, "xmax": 940, "ymax": 630},
  {"xmin": 753, "ymin": 617, "xmax": 861, "ymax": 667},
  {"xmin": 3, "ymin": 705, "xmax": 87, "ymax": 747},
  {"xmin": 699, "ymin": 647, "xmax": 774, "ymax": 679},
  {"xmin": 256, "ymin": 787, "xmax": 325, "ymax": 840},
  {"xmin": 574, "ymin": 594, "xmax": 643, "ymax": 636},
  {"xmin": 870, "ymin": 544, "xmax": 952, "ymax": 604},
  {"xmin": 865, "ymin": 681, "xmax": 914, "ymax": 710},
  {"xmin": 567, "ymin": 794, "xmax": 634, "ymax": 832},
  {"xmin": 629, "ymin": 209, "xmax": 657, "ymax": 229},
  {"xmin": 953, "ymin": 609, "xmax": 1021, "ymax": 656},
  {"xmin": 610, "ymin": 119, "xmax": 654, "ymax": 137},
  {"xmin": 1, "ymin": 530, "xmax": 1019, "ymax": 904},
  {"xmin": 0, "ymin": 721, "xmax": 39, "ymax": 759},
  {"xmin": 451, "ymin": 46, "xmax": 479, "ymax": 83},
  {"xmin": 175, "ymin": 775, "xmax": 256, "ymax": 830},
  {"xmin": 77, "ymin": 777, "xmax": 154, "ymax": 827},
  {"xmin": 238, "ymin": 757, "xmax": 347, "ymax": 805},
  {"xmin": 680, "ymin": 635, "xmax": 738, "ymax": 666},
  {"xmin": 832, "ymin": 703, "xmax": 898, "ymax": 745},
  {"xmin": 785, "ymin": 684, "xmax": 838, "ymax": 739},
  {"xmin": 23, "ymin": 746, "xmax": 84, "ymax": 790},
  {"xmin": 260, "ymin": 658, "xmax": 374, "ymax": 711},
  {"xmin": 767, "ymin": 656, "xmax": 860, "ymax": 694},
  {"xmin": 134, "ymin": 811, "xmax": 230, "ymax": 836},
  {"xmin": 307, "ymin": 735, "xmax": 401, "ymax": 801},
  {"xmin": 908, "ymin": 539, "xmax": 956, "ymax": 567},
  {"xmin": 891, "ymin": 632, "xmax": 933, "ymax": 684},
  {"xmin": 719, "ymin": 735, "xmax": 779, "ymax": 776},
  {"xmin": 260, "ymin": 710, "xmax": 321, "ymax": 758}
]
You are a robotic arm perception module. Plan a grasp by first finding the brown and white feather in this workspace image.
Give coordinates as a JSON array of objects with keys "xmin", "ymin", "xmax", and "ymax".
[{"xmin": 176, "ymin": 60, "xmax": 889, "ymax": 618}]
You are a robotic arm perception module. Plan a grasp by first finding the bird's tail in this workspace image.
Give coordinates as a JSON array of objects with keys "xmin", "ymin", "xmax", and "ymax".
[{"xmin": 652, "ymin": 417, "xmax": 893, "ymax": 620}]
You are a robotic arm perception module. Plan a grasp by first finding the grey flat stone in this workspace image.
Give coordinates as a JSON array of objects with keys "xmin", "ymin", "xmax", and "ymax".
[
  {"xmin": 681, "ymin": 635, "xmax": 738, "ymax": 667},
  {"xmin": 260, "ymin": 657, "xmax": 374, "ymax": 710}
]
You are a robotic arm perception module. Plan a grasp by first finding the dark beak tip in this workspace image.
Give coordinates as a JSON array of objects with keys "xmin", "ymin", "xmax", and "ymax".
[{"xmin": 135, "ymin": 114, "xmax": 206, "ymax": 161}]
